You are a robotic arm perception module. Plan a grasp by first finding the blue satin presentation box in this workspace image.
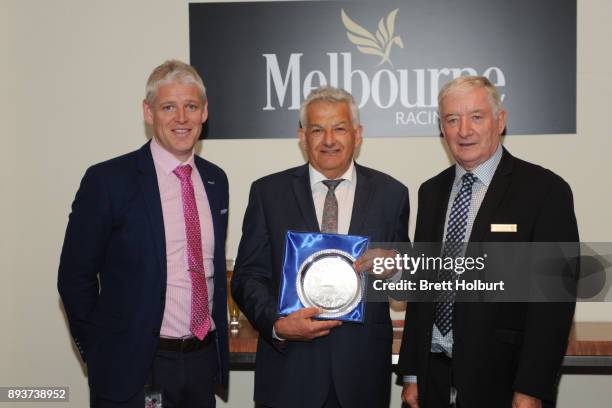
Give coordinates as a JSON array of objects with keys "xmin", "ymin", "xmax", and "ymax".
[{"xmin": 278, "ymin": 231, "xmax": 369, "ymax": 322}]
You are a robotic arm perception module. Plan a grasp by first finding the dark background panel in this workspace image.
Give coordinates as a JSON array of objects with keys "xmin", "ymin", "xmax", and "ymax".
[{"xmin": 189, "ymin": 0, "xmax": 576, "ymax": 139}]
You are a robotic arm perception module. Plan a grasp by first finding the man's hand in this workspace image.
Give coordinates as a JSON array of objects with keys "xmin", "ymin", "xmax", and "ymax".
[
  {"xmin": 512, "ymin": 392, "xmax": 542, "ymax": 408},
  {"xmin": 274, "ymin": 307, "xmax": 342, "ymax": 341},
  {"xmin": 401, "ymin": 383, "xmax": 419, "ymax": 408},
  {"xmin": 354, "ymin": 248, "xmax": 398, "ymax": 279}
]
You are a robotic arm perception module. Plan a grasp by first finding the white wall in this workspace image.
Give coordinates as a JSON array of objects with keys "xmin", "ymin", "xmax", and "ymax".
[{"xmin": 1, "ymin": 0, "xmax": 611, "ymax": 406}]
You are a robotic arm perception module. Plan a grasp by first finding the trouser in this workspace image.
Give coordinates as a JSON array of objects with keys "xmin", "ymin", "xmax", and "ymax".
[
  {"xmin": 424, "ymin": 352, "xmax": 457, "ymax": 408},
  {"xmin": 91, "ymin": 336, "xmax": 218, "ymax": 408},
  {"xmin": 258, "ymin": 380, "xmax": 342, "ymax": 408}
]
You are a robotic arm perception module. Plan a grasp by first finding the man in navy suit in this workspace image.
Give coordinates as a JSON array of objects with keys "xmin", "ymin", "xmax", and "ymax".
[
  {"xmin": 398, "ymin": 76, "xmax": 578, "ymax": 408},
  {"xmin": 58, "ymin": 60, "xmax": 229, "ymax": 408},
  {"xmin": 232, "ymin": 86, "xmax": 410, "ymax": 408}
]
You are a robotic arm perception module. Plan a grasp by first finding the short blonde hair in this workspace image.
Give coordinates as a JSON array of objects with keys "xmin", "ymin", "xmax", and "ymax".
[{"xmin": 145, "ymin": 60, "xmax": 206, "ymax": 105}]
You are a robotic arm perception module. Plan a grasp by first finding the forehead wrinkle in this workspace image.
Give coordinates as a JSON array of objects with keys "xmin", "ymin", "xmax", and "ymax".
[
  {"xmin": 307, "ymin": 119, "xmax": 349, "ymax": 129},
  {"xmin": 456, "ymin": 108, "xmax": 485, "ymax": 116},
  {"xmin": 443, "ymin": 100, "xmax": 488, "ymax": 115},
  {"xmin": 157, "ymin": 96, "xmax": 202, "ymax": 106}
]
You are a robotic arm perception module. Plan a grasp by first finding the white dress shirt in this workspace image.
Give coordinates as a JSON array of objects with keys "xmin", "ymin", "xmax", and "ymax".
[{"xmin": 309, "ymin": 161, "xmax": 357, "ymax": 234}]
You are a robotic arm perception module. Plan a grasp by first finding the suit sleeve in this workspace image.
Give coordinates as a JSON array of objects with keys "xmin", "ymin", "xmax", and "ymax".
[
  {"xmin": 57, "ymin": 167, "xmax": 112, "ymax": 361},
  {"xmin": 231, "ymin": 182, "xmax": 279, "ymax": 344},
  {"xmin": 386, "ymin": 184, "xmax": 411, "ymax": 299},
  {"xmin": 397, "ymin": 301, "xmax": 420, "ymax": 377},
  {"xmin": 397, "ymin": 183, "xmax": 425, "ymax": 376},
  {"xmin": 394, "ymin": 185, "xmax": 410, "ymax": 243},
  {"xmin": 513, "ymin": 176, "xmax": 579, "ymax": 401}
]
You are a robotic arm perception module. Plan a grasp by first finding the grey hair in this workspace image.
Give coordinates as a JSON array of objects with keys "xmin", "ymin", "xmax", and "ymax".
[
  {"xmin": 438, "ymin": 76, "xmax": 503, "ymax": 117},
  {"xmin": 145, "ymin": 60, "xmax": 207, "ymax": 105},
  {"xmin": 299, "ymin": 86, "xmax": 360, "ymax": 128}
]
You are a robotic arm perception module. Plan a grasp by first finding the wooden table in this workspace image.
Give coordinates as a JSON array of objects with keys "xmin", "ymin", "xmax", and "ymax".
[{"xmin": 229, "ymin": 320, "xmax": 612, "ymax": 369}]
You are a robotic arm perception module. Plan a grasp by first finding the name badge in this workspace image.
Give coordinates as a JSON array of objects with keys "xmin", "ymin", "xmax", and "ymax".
[{"xmin": 490, "ymin": 224, "xmax": 517, "ymax": 232}]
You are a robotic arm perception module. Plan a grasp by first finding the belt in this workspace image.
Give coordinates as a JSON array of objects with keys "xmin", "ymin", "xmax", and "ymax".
[
  {"xmin": 157, "ymin": 331, "xmax": 216, "ymax": 353},
  {"xmin": 430, "ymin": 351, "xmax": 452, "ymax": 362}
]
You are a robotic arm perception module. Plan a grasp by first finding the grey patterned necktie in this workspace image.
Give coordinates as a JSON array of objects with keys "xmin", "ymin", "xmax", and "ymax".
[
  {"xmin": 434, "ymin": 172, "xmax": 476, "ymax": 336},
  {"xmin": 321, "ymin": 179, "xmax": 344, "ymax": 233}
]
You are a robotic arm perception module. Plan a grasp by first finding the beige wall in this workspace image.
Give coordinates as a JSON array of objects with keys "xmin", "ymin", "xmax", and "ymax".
[
  {"xmin": 1, "ymin": 2, "xmax": 18, "ymax": 398},
  {"xmin": 1, "ymin": 0, "xmax": 611, "ymax": 406}
]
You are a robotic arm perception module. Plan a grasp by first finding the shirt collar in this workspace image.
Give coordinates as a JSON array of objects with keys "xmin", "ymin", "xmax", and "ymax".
[
  {"xmin": 150, "ymin": 137, "xmax": 196, "ymax": 176},
  {"xmin": 453, "ymin": 143, "xmax": 503, "ymax": 187},
  {"xmin": 308, "ymin": 161, "xmax": 355, "ymax": 188}
]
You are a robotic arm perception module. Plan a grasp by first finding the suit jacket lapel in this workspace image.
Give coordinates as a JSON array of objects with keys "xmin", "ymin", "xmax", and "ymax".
[
  {"xmin": 292, "ymin": 164, "xmax": 319, "ymax": 232},
  {"xmin": 137, "ymin": 142, "xmax": 167, "ymax": 274},
  {"xmin": 418, "ymin": 169, "xmax": 454, "ymax": 326},
  {"xmin": 432, "ymin": 168, "xmax": 455, "ymax": 242},
  {"xmin": 469, "ymin": 148, "xmax": 514, "ymax": 242},
  {"xmin": 348, "ymin": 163, "xmax": 372, "ymax": 235},
  {"xmin": 194, "ymin": 158, "xmax": 223, "ymax": 222}
]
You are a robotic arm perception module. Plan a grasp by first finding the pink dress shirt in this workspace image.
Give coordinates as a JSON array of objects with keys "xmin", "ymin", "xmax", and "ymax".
[{"xmin": 150, "ymin": 138, "xmax": 216, "ymax": 338}]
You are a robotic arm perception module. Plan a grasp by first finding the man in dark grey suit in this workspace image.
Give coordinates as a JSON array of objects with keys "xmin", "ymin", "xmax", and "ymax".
[
  {"xmin": 398, "ymin": 76, "xmax": 578, "ymax": 408},
  {"xmin": 232, "ymin": 86, "xmax": 410, "ymax": 408}
]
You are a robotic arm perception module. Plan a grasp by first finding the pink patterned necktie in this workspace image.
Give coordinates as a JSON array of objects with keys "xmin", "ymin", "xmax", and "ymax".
[{"xmin": 173, "ymin": 164, "xmax": 211, "ymax": 340}]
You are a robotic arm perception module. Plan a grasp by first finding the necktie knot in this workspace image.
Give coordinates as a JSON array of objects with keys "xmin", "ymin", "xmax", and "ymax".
[
  {"xmin": 173, "ymin": 164, "xmax": 192, "ymax": 181},
  {"xmin": 322, "ymin": 179, "xmax": 343, "ymax": 192},
  {"xmin": 462, "ymin": 172, "xmax": 476, "ymax": 186}
]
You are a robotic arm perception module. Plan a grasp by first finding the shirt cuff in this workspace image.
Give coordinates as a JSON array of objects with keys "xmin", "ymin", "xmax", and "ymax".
[
  {"xmin": 403, "ymin": 375, "xmax": 417, "ymax": 384},
  {"xmin": 272, "ymin": 322, "xmax": 285, "ymax": 341},
  {"xmin": 383, "ymin": 250, "xmax": 403, "ymax": 282},
  {"xmin": 386, "ymin": 266, "xmax": 403, "ymax": 283}
]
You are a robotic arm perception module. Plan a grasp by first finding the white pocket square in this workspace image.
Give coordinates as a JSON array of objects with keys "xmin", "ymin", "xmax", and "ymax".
[
  {"xmin": 220, "ymin": 209, "xmax": 228, "ymax": 214},
  {"xmin": 490, "ymin": 224, "xmax": 517, "ymax": 232}
]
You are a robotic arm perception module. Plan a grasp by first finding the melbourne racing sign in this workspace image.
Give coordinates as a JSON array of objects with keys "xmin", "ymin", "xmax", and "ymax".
[{"xmin": 189, "ymin": 0, "xmax": 576, "ymax": 138}]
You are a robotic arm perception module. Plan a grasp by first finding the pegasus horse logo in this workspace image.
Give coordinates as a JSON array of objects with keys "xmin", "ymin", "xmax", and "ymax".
[{"xmin": 341, "ymin": 8, "xmax": 404, "ymax": 67}]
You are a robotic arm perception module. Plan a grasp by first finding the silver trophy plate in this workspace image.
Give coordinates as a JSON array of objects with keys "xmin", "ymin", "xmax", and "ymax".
[{"xmin": 296, "ymin": 249, "xmax": 362, "ymax": 318}]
